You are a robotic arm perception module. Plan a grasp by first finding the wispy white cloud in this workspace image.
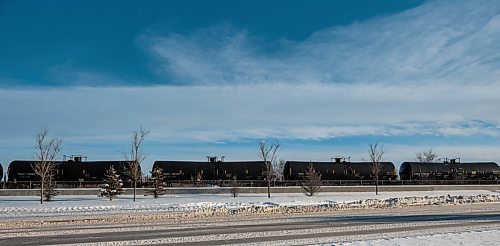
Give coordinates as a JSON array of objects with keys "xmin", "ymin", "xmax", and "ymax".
[
  {"xmin": 141, "ymin": 0, "xmax": 500, "ymax": 86},
  {"xmin": 1, "ymin": 82, "xmax": 499, "ymax": 145},
  {"xmin": 47, "ymin": 61, "xmax": 129, "ymax": 86}
]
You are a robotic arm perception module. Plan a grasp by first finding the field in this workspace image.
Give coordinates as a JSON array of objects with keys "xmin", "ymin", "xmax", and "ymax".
[{"xmin": 1, "ymin": 189, "xmax": 500, "ymax": 245}]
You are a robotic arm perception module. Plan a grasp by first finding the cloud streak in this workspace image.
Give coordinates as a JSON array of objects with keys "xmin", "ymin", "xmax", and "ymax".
[
  {"xmin": 141, "ymin": 0, "xmax": 500, "ymax": 86},
  {"xmin": 1, "ymin": 82, "xmax": 499, "ymax": 145}
]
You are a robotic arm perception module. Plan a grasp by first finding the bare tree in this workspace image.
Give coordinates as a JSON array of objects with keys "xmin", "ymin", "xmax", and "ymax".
[
  {"xmin": 32, "ymin": 128, "xmax": 62, "ymax": 204},
  {"xmin": 368, "ymin": 142, "xmax": 384, "ymax": 195},
  {"xmin": 258, "ymin": 139, "xmax": 280, "ymax": 199},
  {"xmin": 274, "ymin": 159, "xmax": 286, "ymax": 181},
  {"xmin": 301, "ymin": 162, "xmax": 321, "ymax": 197},
  {"xmin": 229, "ymin": 176, "xmax": 239, "ymax": 198},
  {"xmin": 145, "ymin": 166, "xmax": 167, "ymax": 198},
  {"xmin": 43, "ymin": 175, "xmax": 59, "ymax": 201},
  {"xmin": 416, "ymin": 148, "xmax": 438, "ymax": 162},
  {"xmin": 191, "ymin": 172, "xmax": 203, "ymax": 187},
  {"xmin": 124, "ymin": 127, "xmax": 150, "ymax": 202}
]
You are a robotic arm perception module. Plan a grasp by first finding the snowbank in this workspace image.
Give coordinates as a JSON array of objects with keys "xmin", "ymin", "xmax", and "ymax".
[
  {"xmin": 341, "ymin": 229, "xmax": 500, "ymax": 246},
  {"xmin": 1, "ymin": 190, "xmax": 499, "ymax": 221}
]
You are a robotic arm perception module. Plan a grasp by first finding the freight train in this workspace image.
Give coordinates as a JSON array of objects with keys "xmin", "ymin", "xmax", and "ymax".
[
  {"xmin": 4, "ymin": 156, "xmax": 500, "ymax": 187},
  {"xmin": 153, "ymin": 157, "xmax": 266, "ymax": 180},
  {"xmin": 153, "ymin": 157, "xmax": 499, "ymax": 183},
  {"xmin": 7, "ymin": 156, "xmax": 136, "ymax": 185},
  {"xmin": 284, "ymin": 157, "xmax": 398, "ymax": 181},
  {"xmin": 399, "ymin": 159, "xmax": 500, "ymax": 180}
]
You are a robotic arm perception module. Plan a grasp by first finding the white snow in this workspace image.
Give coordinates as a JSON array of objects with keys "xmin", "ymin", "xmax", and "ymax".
[
  {"xmin": 340, "ymin": 229, "xmax": 500, "ymax": 246},
  {"xmin": 0, "ymin": 190, "xmax": 499, "ymax": 220},
  {"xmin": 47, "ymin": 229, "xmax": 500, "ymax": 246},
  {"xmin": 1, "ymin": 190, "xmax": 500, "ymax": 245}
]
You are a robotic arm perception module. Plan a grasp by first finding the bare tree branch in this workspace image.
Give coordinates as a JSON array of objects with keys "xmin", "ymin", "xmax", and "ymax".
[
  {"xmin": 416, "ymin": 148, "xmax": 438, "ymax": 162},
  {"xmin": 32, "ymin": 128, "xmax": 62, "ymax": 204},
  {"xmin": 229, "ymin": 176, "xmax": 239, "ymax": 198},
  {"xmin": 124, "ymin": 127, "xmax": 150, "ymax": 202},
  {"xmin": 258, "ymin": 139, "xmax": 280, "ymax": 198},
  {"xmin": 368, "ymin": 142, "xmax": 384, "ymax": 195},
  {"xmin": 274, "ymin": 159, "xmax": 286, "ymax": 181}
]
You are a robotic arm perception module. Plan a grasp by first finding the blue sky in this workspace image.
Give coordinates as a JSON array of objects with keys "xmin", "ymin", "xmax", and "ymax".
[{"xmin": 1, "ymin": 0, "xmax": 500, "ymax": 172}]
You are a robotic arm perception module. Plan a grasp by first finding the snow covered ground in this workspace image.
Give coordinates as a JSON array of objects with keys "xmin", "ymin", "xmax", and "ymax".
[
  {"xmin": 1, "ymin": 190, "xmax": 500, "ymax": 245},
  {"xmin": 31, "ymin": 228, "xmax": 499, "ymax": 246},
  {"xmin": 342, "ymin": 229, "xmax": 500, "ymax": 246},
  {"xmin": 0, "ymin": 190, "xmax": 499, "ymax": 220}
]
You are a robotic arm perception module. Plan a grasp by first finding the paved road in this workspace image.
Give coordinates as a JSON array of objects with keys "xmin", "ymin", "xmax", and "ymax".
[{"xmin": 1, "ymin": 204, "xmax": 500, "ymax": 245}]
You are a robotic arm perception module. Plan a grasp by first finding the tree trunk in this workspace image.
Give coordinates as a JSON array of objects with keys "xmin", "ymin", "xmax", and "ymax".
[
  {"xmin": 133, "ymin": 179, "xmax": 137, "ymax": 202},
  {"xmin": 267, "ymin": 180, "xmax": 271, "ymax": 198},
  {"xmin": 40, "ymin": 182, "xmax": 44, "ymax": 204},
  {"xmin": 375, "ymin": 177, "xmax": 379, "ymax": 195}
]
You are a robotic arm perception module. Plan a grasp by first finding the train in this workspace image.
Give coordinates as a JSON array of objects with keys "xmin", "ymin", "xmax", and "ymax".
[
  {"xmin": 7, "ymin": 156, "xmax": 137, "ymax": 186},
  {"xmin": 399, "ymin": 159, "xmax": 500, "ymax": 180},
  {"xmin": 284, "ymin": 157, "xmax": 398, "ymax": 181},
  {"xmin": 4, "ymin": 156, "xmax": 500, "ymax": 187},
  {"xmin": 153, "ymin": 157, "xmax": 266, "ymax": 180}
]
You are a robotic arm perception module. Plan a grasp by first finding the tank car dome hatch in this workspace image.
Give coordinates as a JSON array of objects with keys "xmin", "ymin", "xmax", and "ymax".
[{"xmin": 63, "ymin": 154, "xmax": 88, "ymax": 163}]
